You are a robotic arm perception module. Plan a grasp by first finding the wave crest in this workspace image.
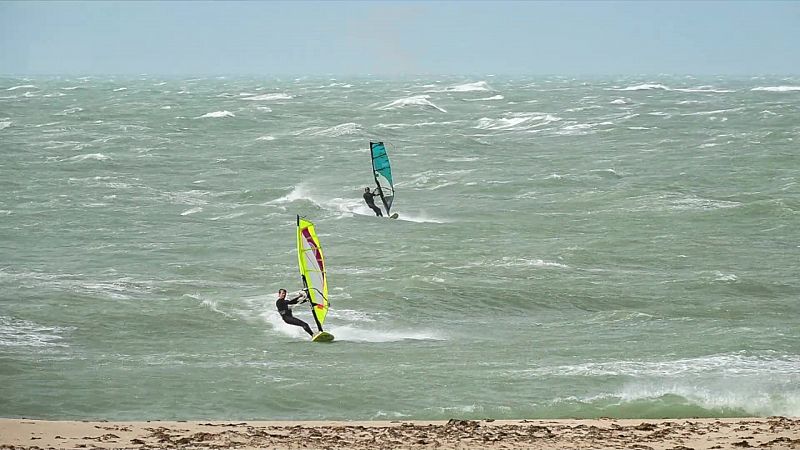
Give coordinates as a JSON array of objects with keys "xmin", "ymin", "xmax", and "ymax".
[
  {"xmin": 197, "ymin": 110, "xmax": 235, "ymax": 119},
  {"xmin": 378, "ymin": 95, "xmax": 447, "ymax": 113}
]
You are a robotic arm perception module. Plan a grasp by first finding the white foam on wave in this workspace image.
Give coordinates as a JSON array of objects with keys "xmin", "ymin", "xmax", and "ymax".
[
  {"xmin": 329, "ymin": 323, "xmax": 446, "ymax": 343},
  {"xmin": 376, "ymin": 120, "xmax": 463, "ymax": 130},
  {"xmin": 751, "ymin": 86, "xmax": 800, "ymax": 92},
  {"xmin": 0, "ymin": 316, "xmax": 70, "ymax": 348},
  {"xmin": 613, "ymin": 83, "xmax": 671, "ymax": 91},
  {"xmin": 555, "ymin": 121, "xmax": 615, "ymax": 136},
  {"xmin": 268, "ymin": 184, "xmax": 324, "ymax": 208},
  {"xmin": 610, "ymin": 98, "xmax": 631, "ymax": 105},
  {"xmin": 611, "ymin": 84, "xmax": 733, "ymax": 93},
  {"xmin": 681, "ymin": 107, "xmax": 744, "ymax": 116},
  {"xmin": 475, "ymin": 112, "xmax": 561, "ymax": 131},
  {"xmin": 527, "ymin": 353, "xmax": 800, "ymax": 378},
  {"xmin": 113, "ymin": 87, "xmax": 127, "ymax": 92},
  {"xmin": 241, "ymin": 92, "xmax": 293, "ymax": 101},
  {"xmin": 6, "ymin": 84, "xmax": 37, "ymax": 91},
  {"xmin": 463, "ymin": 94, "xmax": 504, "ymax": 102},
  {"xmin": 713, "ymin": 271, "xmax": 738, "ymax": 282},
  {"xmin": 180, "ymin": 206, "xmax": 203, "ymax": 216},
  {"xmin": 261, "ymin": 308, "xmax": 444, "ymax": 342},
  {"xmin": 378, "ymin": 95, "xmax": 447, "ymax": 113},
  {"xmin": 674, "ymin": 86, "xmax": 735, "ymax": 93},
  {"xmin": 395, "ymin": 212, "xmax": 446, "ymax": 224},
  {"xmin": 66, "ymin": 153, "xmax": 111, "ymax": 162},
  {"xmin": 256, "ymin": 135, "xmax": 275, "ymax": 141},
  {"xmin": 430, "ymin": 80, "xmax": 492, "ymax": 92},
  {"xmin": 269, "ymin": 184, "xmax": 447, "ymax": 223},
  {"xmin": 197, "ymin": 110, "xmax": 235, "ymax": 119},
  {"xmin": 55, "ymin": 107, "xmax": 83, "ymax": 116},
  {"xmin": 209, "ymin": 211, "xmax": 247, "ymax": 221},
  {"xmin": 613, "ymin": 380, "xmax": 799, "ymax": 417},
  {"xmin": 0, "ymin": 121, "xmax": 11, "ymax": 130},
  {"xmin": 498, "ymin": 257, "xmax": 569, "ymax": 269},
  {"xmin": 301, "ymin": 122, "xmax": 362, "ymax": 137}
]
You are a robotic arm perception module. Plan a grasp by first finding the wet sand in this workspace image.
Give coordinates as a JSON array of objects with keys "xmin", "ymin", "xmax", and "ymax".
[{"xmin": 1, "ymin": 417, "xmax": 799, "ymax": 449}]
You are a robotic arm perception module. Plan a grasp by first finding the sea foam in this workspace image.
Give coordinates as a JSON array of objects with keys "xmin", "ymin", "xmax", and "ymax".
[
  {"xmin": 197, "ymin": 110, "xmax": 235, "ymax": 119},
  {"xmin": 751, "ymin": 86, "xmax": 800, "ymax": 92},
  {"xmin": 378, "ymin": 95, "xmax": 447, "ymax": 113}
]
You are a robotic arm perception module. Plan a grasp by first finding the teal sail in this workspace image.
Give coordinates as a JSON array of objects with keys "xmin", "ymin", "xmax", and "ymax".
[{"xmin": 370, "ymin": 141, "xmax": 394, "ymax": 214}]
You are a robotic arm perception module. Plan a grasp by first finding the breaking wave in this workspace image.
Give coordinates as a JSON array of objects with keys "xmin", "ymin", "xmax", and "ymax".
[
  {"xmin": 751, "ymin": 86, "xmax": 800, "ymax": 92},
  {"xmin": 429, "ymin": 81, "xmax": 492, "ymax": 93},
  {"xmin": 300, "ymin": 122, "xmax": 363, "ymax": 137},
  {"xmin": 378, "ymin": 95, "xmax": 447, "ymax": 113},
  {"xmin": 197, "ymin": 110, "xmax": 235, "ymax": 119},
  {"xmin": 475, "ymin": 112, "xmax": 561, "ymax": 131},
  {"xmin": 241, "ymin": 93, "xmax": 293, "ymax": 101}
]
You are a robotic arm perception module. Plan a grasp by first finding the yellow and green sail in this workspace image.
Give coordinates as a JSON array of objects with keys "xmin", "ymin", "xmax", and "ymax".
[{"xmin": 296, "ymin": 215, "xmax": 329, "ymax": 331}]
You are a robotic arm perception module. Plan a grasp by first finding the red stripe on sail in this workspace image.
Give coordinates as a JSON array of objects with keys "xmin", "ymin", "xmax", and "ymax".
[{"xmin": 301, "ymin": 227, "xmax": 325, "ymax": 282}]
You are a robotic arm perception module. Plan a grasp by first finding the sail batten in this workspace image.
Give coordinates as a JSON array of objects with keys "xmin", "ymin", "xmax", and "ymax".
[
  {"xmin": 370, "ymin": 141, "xmax": 394, "ymax": 214},
  {"xmin": 296, "ymin": 215, "xmax": 329, "ymax": 331}
]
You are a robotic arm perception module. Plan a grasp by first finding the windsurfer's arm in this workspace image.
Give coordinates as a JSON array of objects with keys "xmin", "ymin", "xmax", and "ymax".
[{"xmin": 288, "ymin": 290, "xmax": 308, "ymax": 304}]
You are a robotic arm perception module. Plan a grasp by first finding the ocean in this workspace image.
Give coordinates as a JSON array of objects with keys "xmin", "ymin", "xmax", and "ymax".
[{"xmin": 1, "ymin": 75, "xmax": 798, "ymax": 421}]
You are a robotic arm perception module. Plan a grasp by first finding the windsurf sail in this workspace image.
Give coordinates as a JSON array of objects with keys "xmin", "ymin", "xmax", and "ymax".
[
  {"xmin": 370, "ymin": 141, "xmax": 394, "ymax": 214},
  {"xmin": 296, "ymin": 215, "xmax": 329, "ymax": 331}
]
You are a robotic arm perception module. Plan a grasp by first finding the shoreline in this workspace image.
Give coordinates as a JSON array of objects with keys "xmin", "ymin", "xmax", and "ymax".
[{"xmin": 1, "ymin": 417, "xmax": 799, "ymax": 449}]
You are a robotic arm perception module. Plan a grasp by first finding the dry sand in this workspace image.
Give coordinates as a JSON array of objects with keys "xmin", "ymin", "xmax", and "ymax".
[{"xmin": 1, "ymin": 417, "xmax": 799, "ymax": 449}]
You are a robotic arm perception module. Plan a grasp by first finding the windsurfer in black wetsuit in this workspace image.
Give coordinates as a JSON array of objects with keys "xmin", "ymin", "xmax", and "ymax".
[
  {"xmin": 363, "ymin": 187, "xmax": 383, "ymax": 217},
  {"xmin": 275, "ymin": 288, "xmax": 314, "ymax": 337}
]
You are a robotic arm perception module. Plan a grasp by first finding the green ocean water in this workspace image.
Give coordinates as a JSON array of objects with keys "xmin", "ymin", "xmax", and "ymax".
[{"xmin": 1, "ymin": 75, "xmax": 798, "ymax": 420}]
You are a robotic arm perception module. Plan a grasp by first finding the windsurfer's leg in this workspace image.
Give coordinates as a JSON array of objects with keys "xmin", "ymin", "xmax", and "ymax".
[
  {"xmin": 370, "ymin": 205, "xmax": 383, "ymax": 216},
  {"xmin": 281, "ymin": 315, "xmax": 315, "ymax": 336}
]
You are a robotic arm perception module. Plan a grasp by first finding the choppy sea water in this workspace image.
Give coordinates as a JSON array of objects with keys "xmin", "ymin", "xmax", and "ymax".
[{"xmin": 1, "ymin": 75, "xmax": 798, "ymax": 420}]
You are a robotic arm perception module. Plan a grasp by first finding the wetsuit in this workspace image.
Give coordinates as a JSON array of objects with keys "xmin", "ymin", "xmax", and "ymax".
[
  {"xmin": 276, "ymin": 294, "xmax": 314, "ymax": 336},
  {"xmin": 363, "ymin": 191, "xmax": 383, "ymax": 216}
]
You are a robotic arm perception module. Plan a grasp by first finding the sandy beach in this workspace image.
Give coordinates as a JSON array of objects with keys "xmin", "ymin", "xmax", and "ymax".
[{"xmin": 1, "ymin": 417, "xmax": 798, "ymax": 449}]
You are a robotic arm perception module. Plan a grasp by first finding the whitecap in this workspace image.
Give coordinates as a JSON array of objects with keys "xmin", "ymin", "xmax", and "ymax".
[
  {"xmin": 180, "ymin": 207, "xmax": 203, "ymax": 216},
  {"xmin": 475, "ymin": 112, "xmax": 561, "ymax": 131},
  {"xmin": 0, "ymin": 121, "xmax": 11, "ymax": 130},
  {"xmin": 612, "ymin": 83, "xmax": 671, "ymax": 91},
  {"xmin": 463, "ymin": 94, "xmax": 504, "ymax": 102},
  {"xmin": 301, "ymin": 122, "xmax": 362, "ymax": 137},
  {"xmin": 112, "ymin": 87, "xmax": 127, "ymax": 92},
  {"xmin": 197, "ymin": 110, "xmax": 235, "ymax": 119},
  {"xmin": 673, "ymin": 86, "xmax": 735, "ymax": 93},
  {"xmin": 5, "ymin": 84, "xmax": 37, "ymax": 91},
  {"xmin": 430, "ymin": 80, "xmax": 491, "ymax": 92},
  {"xmin": 498, "ymin": 257, "xmax": 569, "ymax": 269},
  {"xmin": 751, "ymin": 86, "xmax": 800, "ymax": 92},
  {"xmin": 713, "ymin": 271, "xmax": 738, "ymax": 282},
  {"xmin": 256, "ymin": 135, "xmax": 275, "ymax": 141},
  {"xmin": 378, "ymin": 95, "xmax": 447, "ymax": 113},
  {"xmin": 682, "ymin": 107, "xmax": 744, "ymax": 116},
  {"xmin": 0, "ymin": 316, "xmax": 69, "ymax": 348},
  {"xmin": 66, "ymin": 153, "xmax": 111, "ymax": 162},
  {"xmin": 241, "ymin": 92, "xmax": 293, "ymax": 101}
]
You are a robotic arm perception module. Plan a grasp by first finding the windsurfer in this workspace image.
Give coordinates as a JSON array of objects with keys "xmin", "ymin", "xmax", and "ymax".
[
  {"xmin": 275, "ymin": 288, "xmax": 314, "ymax": 336},
  {"xmin": 363, "ymin": 187, "xmax": 383, "ymax": 217}
]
